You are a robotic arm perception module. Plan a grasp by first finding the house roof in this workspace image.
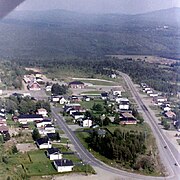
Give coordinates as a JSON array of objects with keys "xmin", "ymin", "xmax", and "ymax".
[
  {"xmin": 47, "ymin": 147, "xmax": 60, "ymax": 155},
  {"xmin": 0, "ymin": 115, "xmax": 5, "ymax": 120},
  {"xmin": 65, "ymin": 103, "xmax": 81, "ymax": 107},
  {"xmin": 54, "ymin": 159, "xmax": 73, "ymax": 166},
  {"xmin": 18, "ymin": 114, "xmax": 43, "ymax": 119},
  {"xmin": 38, "ymin": 108, "xmax": 47, "ymax": 112},
  {"xmin": 28, "ymin": 81, "xmax": 41, "ymax": 88},
  {"xmin": 101, "ymin": 92, "xmax": 108, "ymax": 97},
  {"xmin": 72, "ymin": 112, "xmax": 83, "ymax": 116},
  {"xmin": 165, "ymin": 111, "xmax": 176, "ymax": 118},
  {"xmin": 69, "ymin": 81, "xmax": 84, "ymax": 85},
  {"xmin": 119, "ymin": 98, "xmax": 129, "ymax": 102},
  {"xmin": 47, "ymin": 133, "xmax": 60, "ymax": 139},
  {"xmin": 41, "ymin": 119, "xmax": 51, "ymax": 123},
  {"xmin": 36, "ymin": 137, "xmax": 49, "ymax": 145},
  {"xmin": 121, "ymin": 112, "xmax": 135, "ymax": 119},
  {"xmin": 45, "ymin": 124, "xmax": 54, "ymax": 128}
]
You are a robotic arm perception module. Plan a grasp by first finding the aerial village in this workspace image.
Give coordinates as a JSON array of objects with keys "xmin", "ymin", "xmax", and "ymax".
[{"xmin": 0, "ymin": 70, "xmax": 179, "ymax": 177}]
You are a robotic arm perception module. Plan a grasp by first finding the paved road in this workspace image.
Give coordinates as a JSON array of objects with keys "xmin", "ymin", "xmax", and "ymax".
[
  {"xmin": 118, "ymin": 72, "xmax": 180, "ymax": 179},
  {"xmin": 51, "ymin": 108, "xmax": 179, "ymax": 180}
]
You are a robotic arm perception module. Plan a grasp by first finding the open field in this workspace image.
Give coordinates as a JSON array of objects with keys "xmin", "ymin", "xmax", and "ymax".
[
  {"xmin": 108, "ymin": 55, "xmax": 179, "ymax": 65},
  {"xmin": 80, "ymin": 99, "xmax": 105, "ymax": 110},
  {"xmin": 81, "ymin": 80, "xmax": 116, "ymax": 86}
]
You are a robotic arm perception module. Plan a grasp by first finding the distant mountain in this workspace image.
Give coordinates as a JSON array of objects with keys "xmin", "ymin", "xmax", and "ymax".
[
  {"xmin": 0, "ymin": 8, "xmax": 179, "ymax": 60},
  {"xmin": 5, "ymin": 7, "xmax": 180, "ymax": 25},
  {"xmin": 134, "ymin": 7, "xmax": 180, "ymax": 25}
]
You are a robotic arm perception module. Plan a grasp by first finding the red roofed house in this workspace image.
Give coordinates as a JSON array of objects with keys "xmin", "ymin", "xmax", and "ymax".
[
  {"xmin": 28, "ymin": 80, "xmax": 41, "ymax": 91},
  {"xmin": 119, "ymin": 112, "xmax": 137, "ymax": 125}
]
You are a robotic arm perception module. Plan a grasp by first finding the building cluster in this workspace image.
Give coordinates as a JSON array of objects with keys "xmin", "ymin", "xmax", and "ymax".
[
  {"xmin": 59, "ymin": 84, "xmax": 138, "ymax": 126},
  {"xmin": 36, "ymin": 138, "xmax": 74, "ymax": 172},
  {"xmin": 0, "ymin": 108, "xmax": 8, "ymax": 135},
  {"xmin": 23, "ymin": 73, "xmax": 43, "ymax": 91},
  {"xmin": 141, "ymin": 83, "xmax": 180, "ymax": 131}
]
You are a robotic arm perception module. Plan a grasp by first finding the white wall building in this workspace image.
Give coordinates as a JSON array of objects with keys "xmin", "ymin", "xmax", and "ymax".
[
  {"xmin": 47, "ymin": 148, "xmax": 63, "ymax": 160},
  {"xmin": 54, "ymin": 159, "xmax": 74, "ymax": 173},
  {"xmin": 81, "ymin": 119, "xmax": 93, "ymax": 127}
]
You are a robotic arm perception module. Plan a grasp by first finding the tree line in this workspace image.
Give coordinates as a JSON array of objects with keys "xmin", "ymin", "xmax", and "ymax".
[{"xmin": 4, "ymin": 96, "xmax": 50, "ymax": 115}]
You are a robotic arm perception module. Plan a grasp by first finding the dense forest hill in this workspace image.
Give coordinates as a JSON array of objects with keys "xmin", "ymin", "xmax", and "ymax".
[{"xmin": 0, "ymin": 8, "xmax": 179, "ymax": 60}]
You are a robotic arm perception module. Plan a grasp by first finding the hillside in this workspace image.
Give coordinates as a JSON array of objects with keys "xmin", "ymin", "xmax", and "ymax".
[{"xmin": 0, "ymin": 8, "xmax": 179, "ymax": 60}]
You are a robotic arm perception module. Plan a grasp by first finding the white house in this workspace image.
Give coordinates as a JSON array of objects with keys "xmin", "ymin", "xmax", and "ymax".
[
  {"xmin": 111, "ymin": 74, "xmax": 117, "ymax": 79},
  {"xmin": 0, "ymin": 109, "xmax": 5, "ymax": 117},
  {"xmin": 155, "ymin": 97, "xmax": 168, "ymax": 102},
  {"xmin": 143, "ymin": 87, "xmax": 151, "ymax": 92},
  {"xmin": 46, "ymin": 148, "xmax": 63, "ymax": 160},
  {"xmin": 46, "ymin": 85, "xmax": 52, "ymax": 92},
  {"xmin": 39, "ymin": 124, "xmax": 56, "ymax": 135},
  {"xmin": 163, "ymin": 106, "xmax": 171, "ymax": 112},
  {"xmin": 117, "ymin": 98, "xmax": 130, "ymax": 110},
  {"xmin": 80, "ymin": 119, "xmax": 93, "ymax": 127},
  {"xmin": 59, "ymin": 97, "xmax": 68, "ymax": 105},
  {"xmin": 54, "ymin": 159, "xmax": 74, "ymax": 173},
  {"xmin": 36, "ymin": 119, "xmax": 52, "ymax": 128},
  {"xmin": 149, "ymin": 93, "xmax": 158, "ymax": 97},
  {"xmin": 18, "ymin": 114, "xmax": 43, "ymax": 124},
  {"xmin": 44, "ymin": 124, "xmax": 55, "ymax": 132},
  {"xmin": 36, "ymin": 138, "xmax": 52, "ymax": 149},
  {"xmin": 146, "ymin": 90, "xmax": 153, "ymax": 94},
  {"xmin": 37, "ymin": 108, "xmax": 48, "ymax": 117},
  {"xmin": 51, "ymin": 96, "xmax": 61, "ymax": 103},
  {"xmin": 72, "ymin": 112, "xmax": 84, "ymax": 120}
]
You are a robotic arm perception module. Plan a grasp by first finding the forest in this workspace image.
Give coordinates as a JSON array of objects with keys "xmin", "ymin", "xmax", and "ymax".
[
  {"xmin": 86, "ymin": 128, "xmax": 155, "ymax": 172},
  {"xmin": 3, "ymin": 95, "xmax": 51, "ymax": 114},
  {"xmin": 0, "ymin": 61, "xmax": 25, "ymax": 89},
  {"xmin": 0, "ymin": 8, "xmax": 180, "ymax": 59}
]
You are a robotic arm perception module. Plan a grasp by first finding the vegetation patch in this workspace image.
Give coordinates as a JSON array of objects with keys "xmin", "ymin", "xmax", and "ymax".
[{"xmin": 76, "ymin": 124, "xmax": 165, "ymax": 176}]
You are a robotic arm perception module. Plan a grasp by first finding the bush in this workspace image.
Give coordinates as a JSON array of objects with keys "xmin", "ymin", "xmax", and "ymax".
[{"xmin": 32, "ymin": 128, "xmax": 41, "ymax": 141}]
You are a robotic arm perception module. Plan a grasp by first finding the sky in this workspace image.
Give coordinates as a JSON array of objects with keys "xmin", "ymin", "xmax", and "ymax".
[{"xmin": 15, "ymin": 0, "xmax": 180, "ymax": 14}]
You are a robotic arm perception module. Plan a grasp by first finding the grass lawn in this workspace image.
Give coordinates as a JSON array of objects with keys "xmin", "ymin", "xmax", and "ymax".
[
  {"xmin": 6, "ymin": 119, "xmax": 20, "ymax": 128},
  {"xmin": 106, "ymin": 122, "xmax": 152, "ymax": 134},
  {"xmin": 80, "ymin": 99, "xmax": 104, "ymax": 110},
  {"xmin": 60, "ymin": 137, "xmax": 70, "ymax": 144}
]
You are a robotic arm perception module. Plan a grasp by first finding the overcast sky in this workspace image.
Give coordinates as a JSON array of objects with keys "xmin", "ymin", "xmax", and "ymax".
[{"xmin": 15, "ymin": 0, "xmax": 180, "ymax": 14}]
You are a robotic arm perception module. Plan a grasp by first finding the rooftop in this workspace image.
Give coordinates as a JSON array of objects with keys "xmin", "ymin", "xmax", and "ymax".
[
  {"xmin": 47, "ymin": 147, "xmax": 60, "ymax": 155},
  {"xmin": 18, "ymin": 114, "xmax": 43, "ymax": 119},
  {"xmin": 54, "ymin": 159, "xmax": 73, "ymax": 166},
  {"xmin": 36, "ymin": 137, "xmax": 49, "ymax": 145},
  {"xmin": 69, "ymin": 81, "xmax": 84, "ymax": 85}
]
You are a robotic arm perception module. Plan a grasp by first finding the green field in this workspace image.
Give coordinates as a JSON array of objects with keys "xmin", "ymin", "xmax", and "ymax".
[
  {"xmin": 80, "ymin": 99, "xmax": 105, "ymax": 110},
  {"xmin": 106, "ymin": 123, "xmax": 151, "ymax": 134}
]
